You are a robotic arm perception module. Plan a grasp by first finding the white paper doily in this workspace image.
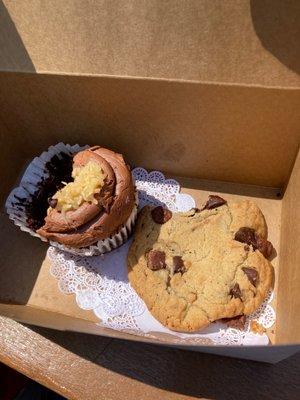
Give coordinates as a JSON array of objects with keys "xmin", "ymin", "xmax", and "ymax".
[{"xmin": 48, "ymin": 168, "xmax": 275, "ymax": 346}]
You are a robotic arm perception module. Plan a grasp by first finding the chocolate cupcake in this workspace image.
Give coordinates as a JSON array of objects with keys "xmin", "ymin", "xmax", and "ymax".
[{"xmin": 6, "ymin": 143, "xmax": 138, "ymax": 256}]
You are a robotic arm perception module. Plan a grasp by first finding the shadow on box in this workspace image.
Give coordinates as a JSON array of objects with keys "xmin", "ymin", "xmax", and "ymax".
[
  {"xmin": 0, "ymin": 1, "xmax": 35, "ymax": 72},
  {"xmin": 0, "ymin": 215, "xmax": 48, "ymax": 306},
  {"xmin": 0, "ymin": 1, "xmax": 47, "ymax": 304},
  {"xmin": 23, "ymin": 325, "xmax": 300, "ymax": 400},
  {"xmin": 250, "ymin": 0, "xmax": 300, "ymax": 75}
]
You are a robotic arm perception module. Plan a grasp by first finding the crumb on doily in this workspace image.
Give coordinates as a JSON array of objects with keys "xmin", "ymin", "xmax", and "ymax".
[
  {"xmin": 221, "ymin": 315, "xmax": 246, "ymax": 330},
  {"xmin": 250, "ymin": 320, "xmax": 266, "ymax": 335}
]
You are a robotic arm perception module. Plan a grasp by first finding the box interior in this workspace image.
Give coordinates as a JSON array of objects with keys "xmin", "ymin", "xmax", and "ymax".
[
  {"xmin": 0, "ymin": 1, "xmax": 299, "ymax": 351},
  {"xmin": 0, "ymin": 72, "xmax": 299, "ymax": 347}
]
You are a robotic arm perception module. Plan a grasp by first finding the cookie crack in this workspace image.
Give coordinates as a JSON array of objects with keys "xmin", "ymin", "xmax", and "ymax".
[
  {"xmin": 228, "ymin": 251, "xmax": 250, "ymax": 311},
  {"xmin": 166, "ymin": 285, "xmax": 189, "ymax": 305},
  {"xmin": 232, "ymin": 251, "xmax": 249, "ymax": 284},
  {"xmin": 180, "ymin": 279, "xmax": 212, "ymax": 323},
  {"xmin": 226, "ymin": 203, "xmax": 234, "ymax": 232},
  {"xmin": 181, "ymin": 250, "xmax": 250, "ymax": 323},
  {"xmin": 181, "ymin": 300, "xmax": 211, "ymax": 325}
]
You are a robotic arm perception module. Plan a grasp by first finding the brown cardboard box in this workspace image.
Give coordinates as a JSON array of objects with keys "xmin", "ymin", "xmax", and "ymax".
[{"xmin": 0, "ymin": 0, "xmax": 299, "ymax": 362}]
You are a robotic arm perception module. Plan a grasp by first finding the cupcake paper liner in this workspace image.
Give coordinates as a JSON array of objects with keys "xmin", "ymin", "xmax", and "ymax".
[
  {"xmin": 5, "ymin": 142, "xmax": 138, "ymax": 256},
  {"xmin": 50, "ymin": 197, "xmax": 138, "ymax": 256}
]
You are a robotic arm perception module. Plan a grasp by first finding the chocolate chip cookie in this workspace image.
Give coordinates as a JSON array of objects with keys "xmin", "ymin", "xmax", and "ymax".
[{"xmin": 127, "ymin": 197, "xmax": 274, "ymax": 332}]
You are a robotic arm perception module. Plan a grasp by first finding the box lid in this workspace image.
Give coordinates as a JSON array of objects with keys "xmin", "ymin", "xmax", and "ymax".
[{"xmin": 0, "ymin": 0, "xmax": 299, "ymax": 88}]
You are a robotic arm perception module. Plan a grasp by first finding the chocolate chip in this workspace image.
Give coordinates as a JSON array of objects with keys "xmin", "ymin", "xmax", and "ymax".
[
  {"xmin": 256, "ymin": 236, "xmax": 274, "ymax": 259},
  {"xmin": 48, "ymin": 198, "xmax": 58, "ymax": 208},
  {"xmin": 202, "ymin": 195, "xmax": 227, "ymax": 210},
  {"xmin": 151, "ymin": 206, "xmax": 172, "ymax": 224},
  {"xmin": 242, "ymin": 267, "xmax": 258, "ymax": 287},
  {"xmin": 188, "ymin": 207, "xmax": 200, "ymax": 217},
  {"xmin": 229, "ymin": 283, "xmax": 242, "ymax": 299},
  {"xmin": 244, "ymin": 245, "xmax": 250, "ymax": 251},
  {"xmin": 235, "ymin": 227, "xmax": 257, "ymax": 247},
  {"xmin": 146, "ymin": 250, "xmax": 166, "ymax": 271},
  {"xmin": 234, "ymin": 227, "xmax": 274, "ymax": 259},
  {"xmin": 173, "ymin": 256, "xmax": 185, "ymax": 273},
  {"xmin": 221, "ymin": 315, "xmax": 246, "ymax": 330}
]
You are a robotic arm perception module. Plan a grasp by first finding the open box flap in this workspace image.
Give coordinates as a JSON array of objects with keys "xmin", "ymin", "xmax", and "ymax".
[{"xmin": 0, "ymin": 0, "xmax": 300, "ymax": 88}]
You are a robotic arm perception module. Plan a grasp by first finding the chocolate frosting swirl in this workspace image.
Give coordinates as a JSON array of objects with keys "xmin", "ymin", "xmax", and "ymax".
[{"xmin": 37, "ymin": 146, "xmax": 135, "ymax": 248}]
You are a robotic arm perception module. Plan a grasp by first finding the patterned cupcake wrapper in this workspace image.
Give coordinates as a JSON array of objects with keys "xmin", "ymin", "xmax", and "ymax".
[
  {"xmin": 5, "ymin": 142, "xmax": 138, "ymax": 256},
  {"xmin": 49, "ymin": 199, "xmax": 138, "ymax": 256}
]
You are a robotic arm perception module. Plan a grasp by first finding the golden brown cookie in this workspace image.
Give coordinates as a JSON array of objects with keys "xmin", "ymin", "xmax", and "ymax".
[{"xmin": 127, "ymin": 197, "xmax": 274, "ymax": 332}]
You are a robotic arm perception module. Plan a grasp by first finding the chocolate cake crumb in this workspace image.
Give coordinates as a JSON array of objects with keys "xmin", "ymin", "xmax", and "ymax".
[
  {"xmin": 18, "ymin": 152, "xmax": 74, "ymax": 230},
  {"xmin": 221, "ymin": 315, "xmax": 246, "ymax": 330}
]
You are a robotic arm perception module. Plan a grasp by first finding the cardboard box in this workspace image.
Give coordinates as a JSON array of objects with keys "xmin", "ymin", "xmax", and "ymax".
[{"xmin": 0, "ymin": 0, "xmax": 299, "ymax": 362}]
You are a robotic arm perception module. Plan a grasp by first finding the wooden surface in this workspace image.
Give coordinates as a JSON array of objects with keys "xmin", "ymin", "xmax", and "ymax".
[{"xmin": 0, "ymin": 317, "xmax": 299, "ymax": 400}]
